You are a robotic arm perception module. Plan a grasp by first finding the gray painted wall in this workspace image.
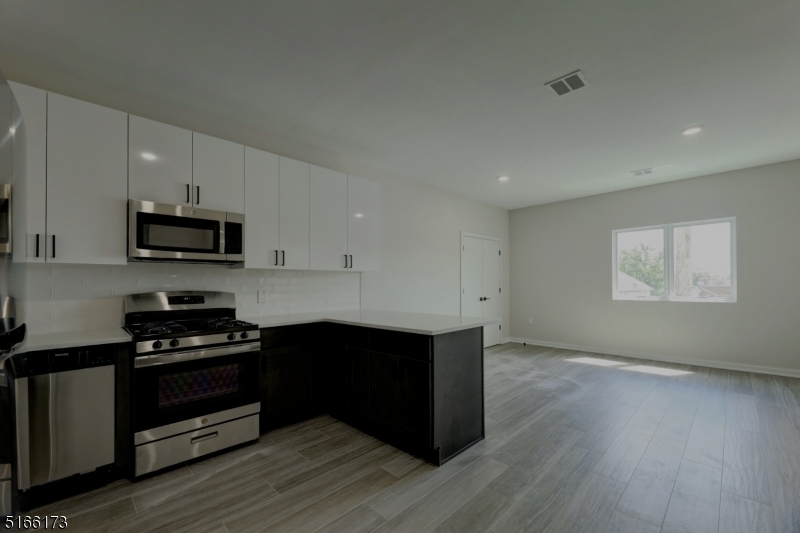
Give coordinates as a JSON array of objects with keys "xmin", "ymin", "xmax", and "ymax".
[{"xmin": 510, "ymin": 159, "xmax": 800, "ymax": 375}]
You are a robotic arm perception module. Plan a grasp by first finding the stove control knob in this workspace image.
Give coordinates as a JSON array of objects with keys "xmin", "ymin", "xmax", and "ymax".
[
  {"xmin": 152, "ymin": 340, "xmax": 163, "ymax": 350},
  {"xmin": 169, "ymin": 338, "xmax": 180, "ymax": 348},
  {"xmin": 227, "ymin": 333, "xmax": 236, "ymax": 341},
  {"xmin": 240, "ymin": 331, "xmax": 249, "ymax": 339}
]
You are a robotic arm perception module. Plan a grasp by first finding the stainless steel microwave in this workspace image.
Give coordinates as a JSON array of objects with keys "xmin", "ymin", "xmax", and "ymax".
[{"xmin": 128, "ymin": 200, "xmax": 244, "ymax": 264}]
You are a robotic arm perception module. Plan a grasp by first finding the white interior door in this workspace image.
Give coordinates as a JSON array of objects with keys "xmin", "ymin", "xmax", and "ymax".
[
  {"xmin": 461, "ymin": 236, "xmax": 483, "ymax": 319},
  {"xmin": 482, "ymin": 238, "xmax": 502, "ymax": 347},
  {"xmin": 461, "ymin": 234, "xmax": 502, "ymax": 348}
]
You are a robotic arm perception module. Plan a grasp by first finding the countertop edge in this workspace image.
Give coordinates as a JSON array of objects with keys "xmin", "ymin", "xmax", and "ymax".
[
  {"xmin": 15, "ymin": 311, "xmax": 499, "ymax": 353},
  {"xmin": 16, "ymin": 329, "xmax": 133, "ymax": 354}
]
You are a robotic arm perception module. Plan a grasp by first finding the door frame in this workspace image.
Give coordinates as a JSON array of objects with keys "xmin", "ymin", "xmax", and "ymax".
[{"xmin": 460, "ymin": 232, "xmax": 503, "ymax": 342}]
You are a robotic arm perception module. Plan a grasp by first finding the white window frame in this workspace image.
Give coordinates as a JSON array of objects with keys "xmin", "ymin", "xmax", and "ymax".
[{"xmin": 612, "ymin": 217, "xmax": 737, "ymax": 303}]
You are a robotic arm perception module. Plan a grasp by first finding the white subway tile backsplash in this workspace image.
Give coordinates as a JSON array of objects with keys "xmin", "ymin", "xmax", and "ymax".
[{"xmin": 17, "ymin": 263, "xmax": 360, "ymax": 334}]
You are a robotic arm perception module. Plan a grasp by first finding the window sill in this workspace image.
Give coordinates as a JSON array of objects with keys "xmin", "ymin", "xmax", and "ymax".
[{"xmin": 613, "ymin": 296, "xmax": 736, "ymax": 303}]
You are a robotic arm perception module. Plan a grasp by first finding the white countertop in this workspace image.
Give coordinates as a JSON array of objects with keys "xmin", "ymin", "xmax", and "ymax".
[
  {"xmin": 16, "ymin": 328, "xmax": 132, "ymax": 354},
  {"xmin": 13, "ymin": 310, "xmax": 495, "ymax": 353},
  {"xmin": 244, "ymin": 309, "xmax": 498, "ymax": 336}
]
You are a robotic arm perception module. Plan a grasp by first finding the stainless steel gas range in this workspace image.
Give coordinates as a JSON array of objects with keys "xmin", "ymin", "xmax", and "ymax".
[{"xmin": 124, "ymin": 291, "xmax": 260, "ymax": 477}]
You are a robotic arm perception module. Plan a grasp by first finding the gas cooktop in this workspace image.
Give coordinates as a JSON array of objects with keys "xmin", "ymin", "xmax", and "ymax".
[
  {"xmin": 126, "ymin": 317, "xmax": 255, "ymax": 337},
  {"xmin": 123, "ymin": 291, "xmax": 259, "ymax": 354}
]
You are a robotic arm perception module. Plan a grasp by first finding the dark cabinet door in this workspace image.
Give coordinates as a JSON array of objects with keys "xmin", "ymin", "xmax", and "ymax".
[
  {"xmin": 328, "ymin": 344, "xmax": 349, "ymax": 419},
  {"xmin": 370, "ymin": 351, "xmax": 400, "ymax": 439},
  {"xmin": 348, "ymin": 347, "xmax": 371, "ymax": 426},
  {"xmin": 369, "ymin": 351, "xmax": 431, "ymax": 452},
  {"xmin": 261, "ymin": 345, "xmax": 312, "ymax": 431},
  {"xmin": 399, "ymin": 356, "xmax": 432, "ymax": 450}
]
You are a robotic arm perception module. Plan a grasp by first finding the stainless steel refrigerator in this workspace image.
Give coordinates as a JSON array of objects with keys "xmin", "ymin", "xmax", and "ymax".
[{"xmin": 0, "ymin": 64, "xmax": 27, "ymax": 516}]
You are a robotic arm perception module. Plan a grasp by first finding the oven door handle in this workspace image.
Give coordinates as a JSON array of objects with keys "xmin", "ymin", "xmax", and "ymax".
[{"xmin": 134, "ymin": 342, "xmax": 260, "ymax": 368}]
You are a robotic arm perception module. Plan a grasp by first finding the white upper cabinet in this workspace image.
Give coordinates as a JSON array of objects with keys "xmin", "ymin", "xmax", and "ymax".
[
  {"xmin": 192, "ymin": 133, "xmax": 244, "ymax": 213},
  {"xmin": 278, "ymin": 157, "xmax": 310, "ymax": 270},
  {"xmin": 128, "ymin": 115, "xmax": 193, "ymax": 205},
  {"xmin": 244, "ymin": 147, "xmax": 280, "ymax": 269},
  {"xmin": 347, "ymin": 175, "xmax": 380, "ymax": 272},
  {"xmin": 9, "ymin": 82, "xmax": 47, "ymax": 263},
  {"xmin": 310, "ymin": 165, "xmax": 348, "ymax": 270},
  {"xmin": 46, "ymin": 93, "xmax": 128, "ymax": 264}
]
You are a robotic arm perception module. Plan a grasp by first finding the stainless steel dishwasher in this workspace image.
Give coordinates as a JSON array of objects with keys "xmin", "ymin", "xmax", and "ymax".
[{"xmin": 13, "ymin": 345, "xmax": 116, "ymax": 491}]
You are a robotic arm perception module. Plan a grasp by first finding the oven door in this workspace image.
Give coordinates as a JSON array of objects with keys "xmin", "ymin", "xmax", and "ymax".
[
  {"xmin": 128, "ymin": 199, "xmax": 228, "ymax": 262},
  {"xmin": 133, "ymin": 343, "xmax": 260, "ymax": 435}
]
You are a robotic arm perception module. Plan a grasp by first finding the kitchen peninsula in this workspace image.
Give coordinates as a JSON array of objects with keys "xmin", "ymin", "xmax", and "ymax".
[{"xmin": 252, "ymin": 310, "xmax": 495, "ymax": 465}]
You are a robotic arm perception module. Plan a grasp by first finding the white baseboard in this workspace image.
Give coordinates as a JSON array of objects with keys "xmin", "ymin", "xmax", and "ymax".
[{"xmin": 505, "ymin": 337, "xmax": 800, "ymax": 379}]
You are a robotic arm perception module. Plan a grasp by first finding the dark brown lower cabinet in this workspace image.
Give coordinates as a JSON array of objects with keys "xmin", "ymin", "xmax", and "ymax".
[
  {"xmin": 370, "ymin": 352, "xmax": 432, "ymax": 454},
  {"xmin": 260, "ymin": 345, "xmax": 313, "ymax": 431},
  {"xmin": 259, "ymin": 323, "xmax": 483, "ymax": 465}
]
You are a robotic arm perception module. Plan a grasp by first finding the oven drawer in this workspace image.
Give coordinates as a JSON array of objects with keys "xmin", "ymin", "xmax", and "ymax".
[{"xmin": 135, "ymin": 413, "xmax": 259, "ymax": 477}]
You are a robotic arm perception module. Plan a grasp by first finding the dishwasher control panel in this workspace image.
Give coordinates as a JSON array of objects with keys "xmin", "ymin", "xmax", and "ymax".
[{"xmin": 11, "ymin": 344, "xmax": 117, "ymax": 377}]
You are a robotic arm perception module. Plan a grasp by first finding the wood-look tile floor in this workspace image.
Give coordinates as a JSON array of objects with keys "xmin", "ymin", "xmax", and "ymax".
[{"xmin": 26, "ymin": 343, "xmax": 800, "ymax": 532}]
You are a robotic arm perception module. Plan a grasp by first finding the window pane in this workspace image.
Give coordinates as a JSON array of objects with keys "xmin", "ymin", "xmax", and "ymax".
[
  {"xmin": 672, "ymin": 222, "xmax": 732, "ymax": 299},
  {"xmin": 616, "ymin": 228, "xmax": 665, "ymax": 298}
]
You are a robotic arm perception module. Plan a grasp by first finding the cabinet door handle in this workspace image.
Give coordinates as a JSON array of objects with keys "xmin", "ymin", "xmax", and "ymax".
[
  {"xmin": 190, "ymin": 431, "xmax": 218, "ymax": 444},
  {"xmin": 281, "ymin": 250, "xmax": 285, "ymax": 266},
  {"xmin": 349, "ymin": 255, "xmax": 353, "ymax": 269},
  {"xmin": 52, "ymin": 235, "xmax": 56, "ymax": 259},
  {"xmin": 186, "ymin": 184, "xmax": 190, "ymax": 203},
  {"xmin": 344, "ymin": 254, "xmax": 348, "ymax": 268},
  {"xmin": 274, "ymin": 250, "xmax": 279, "ymax": 266},
  {"xmin": 35, "ymin": 234, "xmax": 40, "ymax": 258},
  {"xmin": 195, "ymin": 185, "xmax": 200, "ymax": 205}
]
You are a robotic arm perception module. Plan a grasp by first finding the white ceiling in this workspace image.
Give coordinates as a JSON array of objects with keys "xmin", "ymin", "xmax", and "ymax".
[{"xmin": 1, "ymin": 0, "xmax": 799, "ymax": 209}]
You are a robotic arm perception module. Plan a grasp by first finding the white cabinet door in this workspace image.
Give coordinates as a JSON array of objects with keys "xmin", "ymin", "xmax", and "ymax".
[
  {"xmin": 278, "ymin": 157, "xmax": 310, "ymax": 270},
  {"xmin": 46, "ymin": 93, "xmax": 128, "ymax": 264},
  {"xmin": 128, "ymin": 115, "xmax": 192, "ymax": 205},
  {"xmin": 347, "ymin": 175, "xmax": 380, "ymax": 272},
  {"xmin": 310, "ymin": 165, "xmax": 348, "ymax": 271},
  {"xmin": 192, "ymin": 133, "xmax": 244, "ymax": 213},
  {"xmin": 9, "ymin": 82, "xmax": 47, "ymax": 263},
  {"xmin": 244, "ymin": 147, "xmax": 280, "ymax": 269}
]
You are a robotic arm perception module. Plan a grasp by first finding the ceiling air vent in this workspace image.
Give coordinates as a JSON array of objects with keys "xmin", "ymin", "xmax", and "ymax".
[
  {"xmin": 545, "ymin": 70, "xmax": 588, "ymax": 96},
  {"xmin": 631, "ymin": 167, "xmax": 654, "ymax": 177}
]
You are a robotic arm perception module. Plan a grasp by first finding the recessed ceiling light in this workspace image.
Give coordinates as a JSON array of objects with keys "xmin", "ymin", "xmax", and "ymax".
[
  {"xmin": 681, "ymin": 126, "xmax": 703, "ymax": 136},
  {"xmin": 498, "ymin": 176, "xmax": 509, "ymax": 182},
  {"xmin": 9, "ymin": 127, "xmax": 15, "ymax": 134},
  {"xmin": 355, "ymin": 213, "xmax": 363, "ymax": 218},
  {"xmin": 141, "ymin": 152, "xmax": 157, "ymax": 161}
]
